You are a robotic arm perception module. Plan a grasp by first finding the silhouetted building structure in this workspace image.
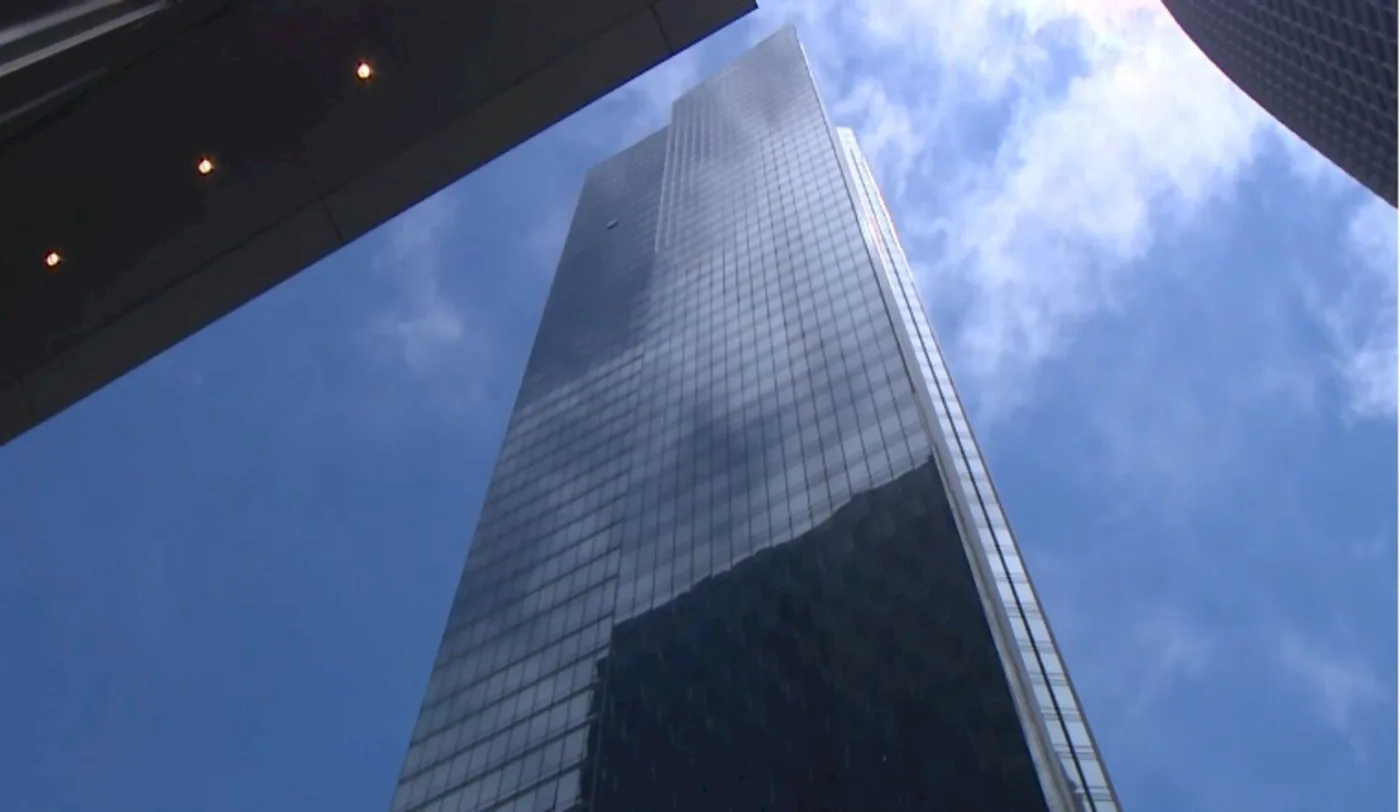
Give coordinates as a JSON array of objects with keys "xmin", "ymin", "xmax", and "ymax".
[
  {"xmin": 389, "ymin": 28, "xmax": 1119, "ymax": 812},
  {"xmin": 1163, "ymin": 0, "xmax": 1397, "ymax": 205},
  {"xmin": 0, "ymin": 0, "xmax": 753, "ymax": 447}
]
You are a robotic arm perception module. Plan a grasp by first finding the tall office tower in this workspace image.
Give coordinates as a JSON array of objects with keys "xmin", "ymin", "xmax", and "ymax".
[
  {"xmin": 1162, "ymin": 0, "xmax": 1398, "ymax": 206},
  {"xmin": 390, "ymin": 27, "xmax": 1119, "ymax": 812}
]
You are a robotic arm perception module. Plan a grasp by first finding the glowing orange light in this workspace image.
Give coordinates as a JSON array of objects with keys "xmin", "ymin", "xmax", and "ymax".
[
  {"xmin": 196, "ymin": 156, "xmax": 215, "ymax": 175},
  {"xmin": 355, "ymin": 60, "xmax": 373, "ymax": 81},
  {"xmin": 44, "ymin": 250, "xmax": 62, "ymax": 269}
]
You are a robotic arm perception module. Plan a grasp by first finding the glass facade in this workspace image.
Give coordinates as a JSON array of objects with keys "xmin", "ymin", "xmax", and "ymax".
[
  {"xmin": 389, "ymin": 27, "xmax": 1118, "ymax": 812},
  {"xmin": 1162, "ymin": 0, "xmax": 1397, "ymax": 206},
  {"xmin": 837, "ymin": 128, "xmax": 1118, "ymax": 812}
]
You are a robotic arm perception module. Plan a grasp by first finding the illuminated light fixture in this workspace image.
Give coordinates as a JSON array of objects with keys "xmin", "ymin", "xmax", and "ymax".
[
  {"xmin": 44, "ymin": 250, "xmax": 62, "ymax": 269},
  {"xmin": 196, "ymin": 156, "xmax": 215, "ymax": 175},
  {"xmin": 355, "ymin": 60, "xmax": 373, "ymax": 81}
]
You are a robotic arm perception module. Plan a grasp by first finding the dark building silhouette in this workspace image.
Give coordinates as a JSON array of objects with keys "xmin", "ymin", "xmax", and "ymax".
[
  {"xmin": 0, "ymin": 0, "xmax": 753, "ymax": 447},
  {"xmin": 1162, "ymin": 0, "xmax": 1397, "ymax": 205},
  {"xmin": 389, "ymin": 28, "xmax": 1119, "ymax": 812}
]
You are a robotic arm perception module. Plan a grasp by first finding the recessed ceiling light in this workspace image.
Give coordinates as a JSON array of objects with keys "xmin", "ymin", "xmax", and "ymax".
[
  {"xmin": 44, "ymin": 250, "xmax": 62, "ymax": 269},
  {"xmin": 196, "ymin": 156, "xmax": 215, "ymax": 175},
  {"xmin": 356, "ymin": 60, "xmax": 373, "ymax": 81}
]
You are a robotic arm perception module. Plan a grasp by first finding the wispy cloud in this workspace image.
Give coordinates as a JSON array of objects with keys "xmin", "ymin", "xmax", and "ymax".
[
  {"xmin": 1277, "ymin": 123, "xmax": 1364, "ymax": 195},
  {"xmin": 769, "ymin": 0, "xmax": 1276, "ymax": 417},
  {"xmin": 593, "ymin": 47, "xmax": 704, "ymax": 146},
  {"xmin": 1271, "ymin": 623, "xmax": 1390, "ymax": 758},
  {"xmin": 1113, "ymin": 604, "xmax": 1214, "ymax": 731},
  {"xmin": 523, "ymin": 204, "xmax": 575, "ymax": 278},
  {"xmin": 1309, "ymin": 197, "xmax": 1398, "ymax": 421},
  {"xmin": 370, "ymin": 190, "xmax": 493, "ymax": 412}
]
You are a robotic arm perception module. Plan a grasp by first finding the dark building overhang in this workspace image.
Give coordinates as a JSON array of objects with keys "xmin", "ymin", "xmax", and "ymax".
[{"xmin": 0, "ymin": 0, "xmax": 754, "ymax": 447}]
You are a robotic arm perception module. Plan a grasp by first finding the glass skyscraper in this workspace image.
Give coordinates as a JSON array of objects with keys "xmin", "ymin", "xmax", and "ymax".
[
  {"xmin": 389, "ymin": 28, "xmax": 1119, "ymax": 812},
  {"xmin": 1162, "ymin": 0, "xmax": 1397, "ymax": 206}
]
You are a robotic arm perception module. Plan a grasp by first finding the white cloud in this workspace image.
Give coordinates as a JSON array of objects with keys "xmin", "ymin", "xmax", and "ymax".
[
  {"xmin": 759, "ymin": 0, "xmax": 1273, "ymax": 417},
  {"xmin": 595, "ymin": 47, "xmax": 704, "ymax": 145},
  {"xmin": 371, "ymin": 190, "xmax": 493, "ymax": 410},
  {"xmin": 1271, "ymin": 624, "xmax": 1390, "ymax": 756},
  {"xmin": 1311, "ymin": 197, "xmax": 1398, "ymax": 420},
  {"xmin": 1277, "ymin": 123, "xmax": 1362, "ymax": 194},
  {"xmin": 523, "ymin": 204, "xmax": 575, "ymax": 278},
  {"xmin": 1112, "ymin": 604, "xmax": 1214, "ymax": 730}
]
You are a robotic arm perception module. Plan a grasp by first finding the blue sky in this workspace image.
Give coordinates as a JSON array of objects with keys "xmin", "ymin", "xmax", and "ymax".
[{"xmin": 1, "ymin": 2, "xmax": 1395, "ymax": 811}]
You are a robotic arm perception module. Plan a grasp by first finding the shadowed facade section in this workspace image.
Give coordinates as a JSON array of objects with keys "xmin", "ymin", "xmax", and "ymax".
[{"xmin": 581, "ymin": 461, "xmax": 1050, "ymax": 812}]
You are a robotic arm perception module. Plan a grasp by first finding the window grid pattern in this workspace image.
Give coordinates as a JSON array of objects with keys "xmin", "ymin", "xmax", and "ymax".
[
  {"xmin": 1163, "ymin": 0, "xmax": 1397, "ymax": 205},
  {"xmin": 836, "ymin": 127, "xmax": 1121, "ymax": 812},
  {"xmin": 388, "ymin": 129, "xmax": 672, "ymax": 812},
  {"xmin": 614, "ymin": 27, "xmax": 933, "ymax": 621}
]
